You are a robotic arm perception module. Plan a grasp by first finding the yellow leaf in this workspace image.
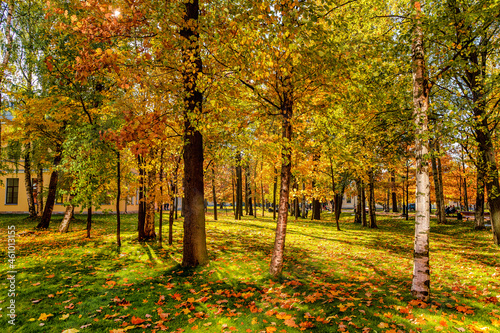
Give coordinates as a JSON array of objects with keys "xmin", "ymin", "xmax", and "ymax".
[
  {"xmin": 60, "ymin": 313, "xmax": 70, "ymax": 320},
  {"xmin": 62, "ymin": 329, "xmax": 80, "ymax": 333},
  {"xmin": 38, "ymin": 313, "xmax": 53, "ymax": 321}
]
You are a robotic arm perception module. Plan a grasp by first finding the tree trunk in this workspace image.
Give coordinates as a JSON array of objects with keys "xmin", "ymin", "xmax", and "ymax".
[
  {"xmin": 361, "ymin": 181, "xmax": 367, "ymax": 227},
  {"xmin": 212, "ymin": 167, "xmax": 217, "ymax": 221},
  {"xmin": 37, "ymin": 167, "xmax": 44, "ymax": 217},
  {"xmin": 391, "ymin": 171, "xmax": 398, "ymax": 212},
  {"xmin": 144, "ymin": 167, "xmax": 156, "ymax": 240},
  {"xmin": 174, "ymin": 170, "xmax": 178, "ymax": 219},
  {"xmin": 116, "ymin": 151, "xmax": 121, "ymax": 247},
  {"xmin": 36, "ymin": 145, "xmax": 63, "ymax": 229},
  {"xmin": 430, "ymin": 142, "xmax": 446, "ymax": 223},
  {"xmin": 246, "ymin": 167, "xmax": 253, "ymax": 216},
  {"xmin": 58, "ymin": 195, "xmax": 75, "ymax": 233},
  {"xmin": 411, "ymin": 2, "xmax": 431, "ymax": 301},
  {"xmin": 235, "ymin": 153, "xmax": 243, "ymax": 220},
  {"xmin": 86, "ymin": 204, "xmax": 92, "ymax": 238},
  {"xmin": 272, "ymin": 170, "xmax": 277, "ymax": 220},
  {"xmin": 355, "ymin": 180, "xmax": 362, "ymax": 224},
  {"xmin": 269, "ymin": 81, "xmax": 293, "ymax": 277},
  {"xmin": 23, "ymin": 143, "xmax": 36, "ymax": 218},
  {"xmin": 169, "ymin": 188, "xmax": 175, "ymax": 245},
  {"xmin": 137, "ymin": 155, "xmax": 146, "ymax": 240},
  {"xmin": 232, "ymin": 168, "xmax": 235, "ymax": 213},
  {"xmin": 158, "ymin": 150, "xmax": 163, "ymax": 246},
  {"xmin": 261, "ymin": 171, "xmax": 265, "ymax": 217},
  {"xmin": 368, "ymin": 169, "xmax": 377, "ymax": 228},
  {"xmin": 474, "ymin": 170, "xmax": 485, "ymax": 230},
  {"xmin": 181, "ymin": 0, "xmax": 208, "ymax": 267}
]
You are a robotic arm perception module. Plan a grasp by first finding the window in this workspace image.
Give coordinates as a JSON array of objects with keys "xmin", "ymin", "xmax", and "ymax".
[
  {"xmin": 347, "ymin": 197, "xmax": 351, "ymax": 203},
  {"xmin": 6, "ymin": 178, "xmax": 19, "ymax": 204}
]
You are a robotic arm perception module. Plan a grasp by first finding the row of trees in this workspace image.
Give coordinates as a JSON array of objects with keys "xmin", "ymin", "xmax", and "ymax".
[{"xmin": 1, "ymin": 0, "xmax": 499, "ymax": 302}]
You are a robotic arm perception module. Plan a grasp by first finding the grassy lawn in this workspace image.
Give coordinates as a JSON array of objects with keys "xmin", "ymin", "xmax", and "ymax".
[{"xmin": 0, "ymin": 210, "xmax": 498, "ymax": 333}]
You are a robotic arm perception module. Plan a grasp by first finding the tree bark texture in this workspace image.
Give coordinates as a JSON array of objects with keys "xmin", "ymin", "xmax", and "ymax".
[
  {"xmin": 391, "ymin": 171, "xmax": 398, "ymax": 212},
  {"xmin": 58, "ymin": 195, "xmax": 75, "ymax": 233},
  {"xmin": 23, "ymin": 143, "xmax": 37, "ymax": 218},
  {"xmin": 235, "ymin": 154, "xmax": 243, "ymax": 220},
  {"xmin": 411, "ymin": 2, "xmax": 431, "ymax": 301},
  {"xmin": 181, "ymin": 0, "xmax": 208, "ymax": 267},
  {"xmin": 212, "ymin": 167, "xmax": 217, "ymax": 221},
  {"xmin": 37, "ymin": 145, "xmax": 63, "ymax": 229},
  {"xmin": 116, "ymin": 151, "xmax": 121, "ymax": 247},
  {"xmin": 269, "ymin": 82, "xmax": 293, "ymax": 277},
  {"xmin": 368, "ymin": 169, "xmax": 377, "ymax": 228},
  {"xmin": 37, "ymin": 167, "xmax": 44, "ymax": 216},
  {"xmin": 86, "ymin": 205, "xmax": 92, "ymax": 238}
]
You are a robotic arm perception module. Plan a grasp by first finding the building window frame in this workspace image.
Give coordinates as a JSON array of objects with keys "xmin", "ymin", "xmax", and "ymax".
[{"xmin": 6, "ymin": 178, "xmax": 19, "ymax": 205}]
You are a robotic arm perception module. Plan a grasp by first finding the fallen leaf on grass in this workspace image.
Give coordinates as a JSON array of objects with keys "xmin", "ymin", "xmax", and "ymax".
[
  {"xmin": 62, "ymin": 329, "xmax": 79, "ymax": 333},
  {"xmin": 38, "ymin": 313, "xmax": 53, "ymax": 321}
]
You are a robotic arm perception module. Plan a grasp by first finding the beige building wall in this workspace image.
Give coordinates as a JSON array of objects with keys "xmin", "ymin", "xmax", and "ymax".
[{"xmin": 0, "ymin": 168, "xmax": 138, "ymax": 214}]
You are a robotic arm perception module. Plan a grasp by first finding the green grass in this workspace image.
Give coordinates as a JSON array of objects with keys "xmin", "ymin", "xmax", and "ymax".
[{"xmin": 0, "ymin": 210, "xmax": 498, "ymax": 333}]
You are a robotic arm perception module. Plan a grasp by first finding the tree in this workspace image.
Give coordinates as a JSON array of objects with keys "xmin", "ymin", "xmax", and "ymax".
[{"xmin": 410, "ymin": 1, "xmax": 431, "ymax": 302}]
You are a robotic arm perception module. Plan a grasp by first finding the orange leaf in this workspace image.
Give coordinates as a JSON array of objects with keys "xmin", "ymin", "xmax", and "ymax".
[{"xmin": 130, "ymin": 316, "xmax": 145, "ymax": 325}]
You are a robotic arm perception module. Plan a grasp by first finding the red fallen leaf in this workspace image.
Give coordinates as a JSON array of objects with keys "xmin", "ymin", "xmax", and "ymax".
[
  {"xmin": 484, "ymin": 297, "xmax": 498, "ymax": 304},
  {"xmin": 171, "ymin": 293, "xmax": 182, "ymax": 301},
  {"xmin": 46, "ymin": 274, "xmax": 55, "ymax": 278},
  {"xmin": 118, "ymin": 300, "xmax": 131, "ymax": 307},
  {"xmin": 131, "ymin": 316, "xmax": 145, "ymax": 325},
  {"xmin": 32, "ymin": 282, "xmax": 41, "ymax": 286}
]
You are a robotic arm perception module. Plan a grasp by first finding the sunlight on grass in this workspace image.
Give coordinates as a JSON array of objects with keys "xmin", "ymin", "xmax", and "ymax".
[{"xmin": 0, "ymin": 211, "xmax": 498, "ymax": 332}]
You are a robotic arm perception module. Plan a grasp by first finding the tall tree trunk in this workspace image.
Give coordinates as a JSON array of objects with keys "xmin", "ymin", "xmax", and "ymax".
[
  {"xmin": 391, "ymin": 171, "xmax": 398, "ymax": 212},
  {"xmin": 269, "ymin": 80, "xmax": 293, "ymax": 277},
  {"xmin": 37, "ymin": 167, "xmax": 44, "ymax": 216},
  {"xmin": 368, "ymin": 169, "xmax": 377, "ymax": 228},
  {"xmin": 23, "ymin": 143, "xmax": 36, "ymax": 218},
  {"xmin": 181, "ymin": 0, "xmax": 208, "ymax": 267},
  {"xmin": 411, "ymin": 2, "xmax": 431, "ymax": 301},
  {"xmin": 58, "ymin": 195, "xmax": 75, "ymax": 233},
  {"xmin": 212, "ymin": 167, "xmax": 217, "ymax": 221},
  {"xmin": 406, "ymin": 162, "xmax": 410, "ymax": 221},
  {"xmin": 462, "ymin": 156, "xmax": 468, "ymax": 210},
  {"xmin": 301, "ymin": 182, "xmax": 306, "ymax": 219},
  {"xmin": 169, "ymin": 185, "xmax": 175, "ymax": 245},
  {"xmin": 158, "ymin": 150, "xmax": 164, "ymax": 246},
  {"xmin": 37, "ymin": 145, "xmax": 63, "ymax": 229},
  {"xmin": 246, "ymin": 167, "xmax": 253, "ymax": 216},
  {"xmin": 144, "ymin": 167, "xmax": 157, "ymax": 240},
  {"xmin": 355, "ymin": 179, "xmax": 362, "ymax": 224},
  {"xmin": 244, "ymin": 168, "xmax": 249, "ymax": 215},
  {"xmin": 116, "ymin": 151, "xmax": 121, "ymax": 247},
  {"xmin": 137, "ymin": 155, "xmax": 146, "ymax": 240},
  {"xmin": 235, "ymin": 153, "xmax": 243, "ymax": 220},
  {"xmin": 474, "ymin": 170, "xmax": 485, "ymax": 230},
  {"xmin": 361, "ymin": 181, "xmax": 367, "ymax": 227},
  {"xmin": 466, "ymin": 41, "xmax": 500, "ymax": 244},
  {"xmin": 272, "ymin": 170, "xmax": 277, "ymax": 220},
  {"xmin": 86, "ymin": 204, "xmax": 92, "ymax": 238},
  {"xmin": 430, "ymin": 142, "xmax": 446, "ymax": 223},
  {"xmin": 232, "ymin": 168, "xmax": 235, "ymax": 213},
  {"xmin": 174, "ymin": 170, "xmax": 178, "ymax": 219},
  {"xmin": 261, "ymin": 172, "xmax": 265, "ymax": 217}
]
